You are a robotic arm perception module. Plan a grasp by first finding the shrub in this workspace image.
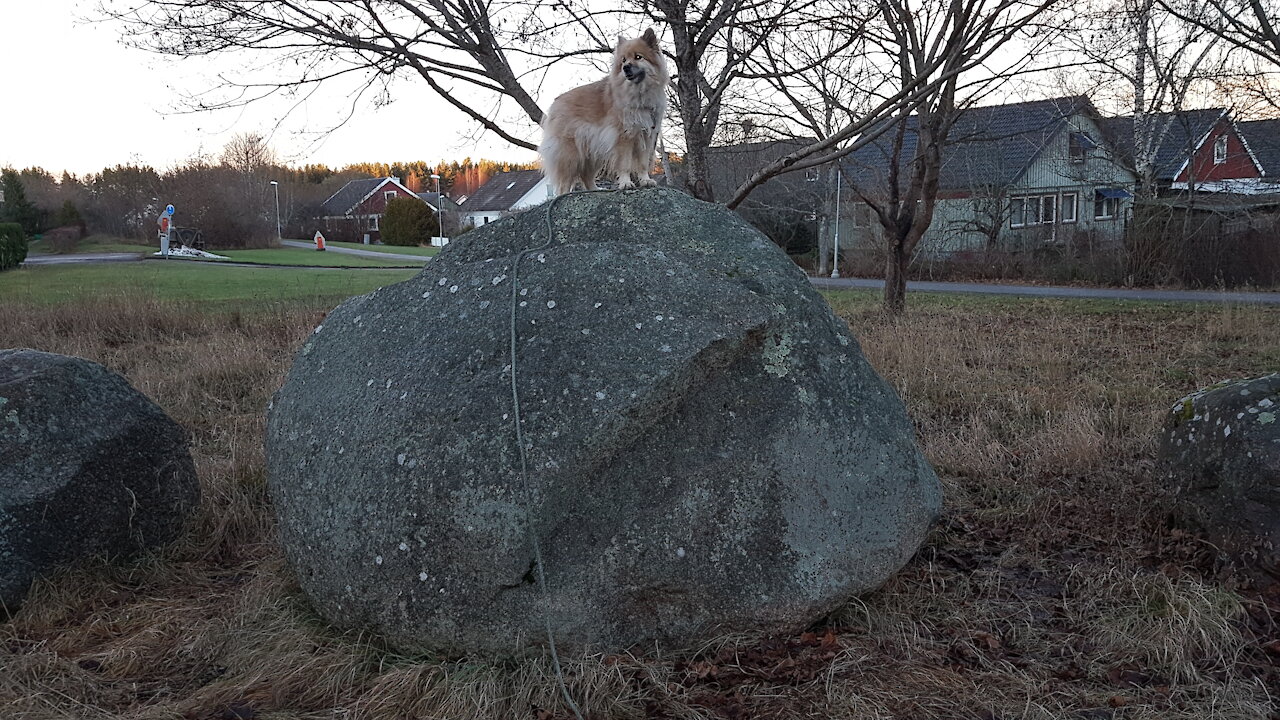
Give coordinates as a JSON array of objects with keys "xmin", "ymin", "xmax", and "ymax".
[
  {"xmin": 381, "ymin": 196, "xmax": 439, "ymax": 246},
  {"xmin": 0, "ymin": 169, "xmax": 42, "ymax": 236},
  {"xmin": 0, "ymin": 223, "xmax": 27, "ymax": 270}
]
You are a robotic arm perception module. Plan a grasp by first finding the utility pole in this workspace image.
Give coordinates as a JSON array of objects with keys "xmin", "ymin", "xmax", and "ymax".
[
  {"xmin": 270, "ymin": 180, "xmax": 281, "ymax": 241},
  {"xmin": 430, "ymin": 173, "xmax": 445, "ymax": 245}
]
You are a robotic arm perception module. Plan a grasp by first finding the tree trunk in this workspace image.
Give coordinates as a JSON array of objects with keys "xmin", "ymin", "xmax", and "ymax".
[
  {"xmin": 817, "ymin": 165, "xmax": 837, "ymax": 276},
  {"xmin": 683, "ymin": 139, "xmax": 716, "ymax": 201},
  {"xmin": 883, "ymin": 239, "xmax": 909, "ymax": 313}
]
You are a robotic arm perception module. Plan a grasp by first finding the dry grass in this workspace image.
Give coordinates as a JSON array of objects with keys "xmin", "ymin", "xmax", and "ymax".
[{"xmin": 2, "ymin": 293, "xmax": 1278, "ymax": 719}]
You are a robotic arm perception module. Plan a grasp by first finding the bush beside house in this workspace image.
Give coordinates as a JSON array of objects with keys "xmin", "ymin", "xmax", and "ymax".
[{"xmin": 381, "ymin": 196, "xmax": 438, "ymax": 246}]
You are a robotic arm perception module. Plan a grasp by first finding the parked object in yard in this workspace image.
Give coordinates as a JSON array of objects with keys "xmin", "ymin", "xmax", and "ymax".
[{"xmin": 0, "ymin": 350, "xmax": 200, "ymax": 612}]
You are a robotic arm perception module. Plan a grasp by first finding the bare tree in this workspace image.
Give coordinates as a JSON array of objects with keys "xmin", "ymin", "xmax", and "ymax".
[
  {"xmin": 743, "ymin": 0, "xmax": 1065, "ymax": 312},
  {"xmin": 100, "ymin": 0, "xmax": 560, "ymax": 150},
  {"xmin": 1159, "ymin": 0, "xmax": 1280, "ymax": 66},
  {"xmin": 104, "ymin": 0, "xmax": 1057, "ymax": 236},
  {"xmin": 220, "ymin": 132, "xmax": 278, "ymax": 174},
  {"xmin": 1060, "ymin": 0, "xmax": 1228, "ymax": 197}
]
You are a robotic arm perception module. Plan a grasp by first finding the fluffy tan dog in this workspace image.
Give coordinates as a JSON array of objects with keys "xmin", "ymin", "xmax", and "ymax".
[{"xmin": 539, "ymin": 29, "xmax": 669, "ymax": 194}]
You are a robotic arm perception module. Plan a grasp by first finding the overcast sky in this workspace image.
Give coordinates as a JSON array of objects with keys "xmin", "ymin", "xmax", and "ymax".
[{"xmin": 0, "ymin": 0, "xmax": 540, "ymax": 176}]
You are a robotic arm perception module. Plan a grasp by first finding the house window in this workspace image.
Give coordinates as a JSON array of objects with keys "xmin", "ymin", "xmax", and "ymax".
[
  {"xmin": 1213, "ymin": 135, "xmax": 1227, "ymax": 164},
  {"xmin": 1010, "ymin": 197, "xmax": 1026, "ymax": 228},
  {"xmin": 1069, "ymin": 132, "xmax": 1094, "ymax": 163},
  {"xmin": 805, "ymin": 167, "xmax": 821, "ymax": 182},
  {"xmin": 369, "ymin": 215, "xmax": 380, "ymax": 230},
  {"xmin": 851, "ymin": 203, "xmax": 872, "ymax": 227},
  {"xmin": 1061, "ymin": 193, "xmax": 1077, "ymax": 223},
  {"xmin": 385, "ymin": 190, "xmax": 397, "ymax": 202},
  {"xmin": 1010, "ymin": 195, "xmax": 1058, "ymax": 227},
  {"xmin": 1093, "ymin": 188, "xmax": 1130, "ymax": 220},
  {"xmin": 483, "ymin": 216, "xmax": 490, "ymax": 224}
]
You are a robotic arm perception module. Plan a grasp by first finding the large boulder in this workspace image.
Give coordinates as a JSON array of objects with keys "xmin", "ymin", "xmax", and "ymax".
[
  {"xmin": 1160, "ymin": 374, "xmax": 1280, "ymax": 575},
  {"xmin": 0, "ymin": 350, "xmax": 199, "ymax": 611},
  {"xmin": 266, "ymin": 188, "xmax": 942, "ymax": 656}
]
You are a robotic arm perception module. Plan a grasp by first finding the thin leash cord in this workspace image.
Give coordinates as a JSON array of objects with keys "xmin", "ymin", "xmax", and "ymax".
[{"xmin": 508, "ymin": 189, "xmax": 608, "ymax": 720}]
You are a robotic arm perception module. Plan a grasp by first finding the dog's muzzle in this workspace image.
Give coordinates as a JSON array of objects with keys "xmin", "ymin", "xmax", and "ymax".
[{"xmin": 623, "ymin": 64, "xmax": 645, "ymax": 83}]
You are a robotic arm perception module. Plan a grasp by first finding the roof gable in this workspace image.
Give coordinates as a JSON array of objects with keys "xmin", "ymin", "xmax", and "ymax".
[
  {"xmin": 461, "ymin": 170, "xmax": 544, "ymax": 211},
  {"xmin": 320, "ymin": 177, "xmax": 416, "ymax": 216},
  {"xmin": 1097, "ymin": 109, "xmax": 1225, "ymax": 181}
]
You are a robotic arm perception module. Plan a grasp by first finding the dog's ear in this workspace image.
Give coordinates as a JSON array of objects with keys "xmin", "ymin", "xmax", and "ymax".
[
  {"xmin": 642, "ymin": 28, "xmax": 658, "ymax": 48},
  {"xmin": 617, "ymin": 34, "xmax": 627, "ymax": 51}
]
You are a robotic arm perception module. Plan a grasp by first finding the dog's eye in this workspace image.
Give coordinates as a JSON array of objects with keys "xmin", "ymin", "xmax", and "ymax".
[{"xmin": 634, "ymin": 54, "xmax": 643, "ymax": 60}]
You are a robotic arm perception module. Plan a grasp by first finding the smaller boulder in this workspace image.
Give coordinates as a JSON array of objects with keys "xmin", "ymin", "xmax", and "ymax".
[
  {"xmin": 1159, "ymin": 374, "xmax": 1280, "ymax": 575},
  {"xmin": 0, "ymin": 349, "xmax": 200, "ymax": 611}
]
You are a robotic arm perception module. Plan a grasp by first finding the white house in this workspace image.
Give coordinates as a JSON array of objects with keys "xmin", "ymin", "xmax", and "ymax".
[{"xmin": 458, "ymin": 169, "xmax": 552, "ymax": 228}]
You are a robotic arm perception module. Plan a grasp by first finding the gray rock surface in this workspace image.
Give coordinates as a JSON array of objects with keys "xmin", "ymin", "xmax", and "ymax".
[
  {"xmin": 0, "ymin": 349, "xmax": 199, "ymax": 611},
  {"xmin": 266, "ymin": 188, "xmax": 942, "ymax": 656},
  {"xmin": 1160, "ymin": 373, "xmax": 1280, "ymax": 574}
]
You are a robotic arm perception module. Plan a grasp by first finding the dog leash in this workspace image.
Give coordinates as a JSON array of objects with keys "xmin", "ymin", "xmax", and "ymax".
[{"xmin": 508, "ymin": 189, "xmax": 610, "ymax": 720}]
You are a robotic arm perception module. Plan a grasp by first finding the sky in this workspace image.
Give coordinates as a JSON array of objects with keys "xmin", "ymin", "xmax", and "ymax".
[{"xmin": 0, "ymin": 0, "xmax": 540, "ymax": 176}]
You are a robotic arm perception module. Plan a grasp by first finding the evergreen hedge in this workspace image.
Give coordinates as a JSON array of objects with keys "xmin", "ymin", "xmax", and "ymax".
[
  {"xmin": 0, "ymin": 223, "xmax": 27, "ymax": 271},
  {"xmin": 381, "ymin": 196, "xmax": 439, "ymax": 247}
]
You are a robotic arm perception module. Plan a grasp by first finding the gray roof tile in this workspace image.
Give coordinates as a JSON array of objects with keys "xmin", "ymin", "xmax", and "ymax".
[
  {"xmin": 842, "ymin": 96, "xmax": 1095, "ymax": 192},
  {"xmin": 461, "ymin": 170, "xmax": 543, "ymax": 211},
  {"xmin": 1236, "ymin": 119, "xmax": 1280, "ymax": 177},
  {"xmin": 320, "ymin": 177, "xmax": 387, "ymax": 216}
]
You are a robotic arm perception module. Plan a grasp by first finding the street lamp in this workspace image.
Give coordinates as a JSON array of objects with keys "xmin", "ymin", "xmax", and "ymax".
[
  {"xmin": 831, "ymin": 168, "xmax": 841, "ymax": 279},
  {"xmin": 269, "ymin": 180, "xmax": 281, "ymax": 242},
  {"xmin": 430, "ymin": 173, "xmax": 444, "ymax": 246}
]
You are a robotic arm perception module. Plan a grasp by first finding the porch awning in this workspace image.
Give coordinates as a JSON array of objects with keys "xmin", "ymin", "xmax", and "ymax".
[{"xmin": 1096, "ymin": 188, "xmax": 1133, "ymax": 199}]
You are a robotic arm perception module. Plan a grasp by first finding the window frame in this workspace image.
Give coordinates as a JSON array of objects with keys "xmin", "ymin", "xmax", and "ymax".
[
  {"xmin": 1068, "ymin": 132, "xmax": 1092, "ymax": 163},
  {"xmin": 384, "ymin": 190, "xmax": 398, "ymax": 202},
  {"xmin": 1009, "ymin": 197, "xmax": 1026, "ymax": 228},
  {"xmin": 1010, "ymin": 194, "xmax": 1061, "ymax": 228},
  {"xmin": 852, "ymin": 202, "xmax": 872, "ymax": 228},
  {"xmin": 1061, "ymin": 192, "xmax": 1077, "ymax": 223},
  {"xmin": 1040, "ymin": 195, "xmax": 1056, "ymax": 224},
  {"xmin": 1094, "ymin": 191, "xmax": 1119, "ymax": 220},
  {"xmin": 1213, "ymin": 135, "xmax": 1228, "ymax": 165}
]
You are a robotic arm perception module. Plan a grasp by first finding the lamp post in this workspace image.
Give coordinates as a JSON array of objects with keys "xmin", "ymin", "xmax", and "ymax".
[
  {"xmin": 831, "ymin": 167, "xmax": 841, "ymax": 279},
  {"xmin": 430, "ymin": 173, "xmax": 444, "ymax": 246},
  {"xmin": 269, "ymin": 180, "xmax": 281, "ymax": 241}
]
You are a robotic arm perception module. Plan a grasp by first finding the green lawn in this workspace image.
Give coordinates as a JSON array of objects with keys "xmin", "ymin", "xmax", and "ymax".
[
  {"xmin": 210, "ymin": 247, "xmax": 426, "ymax": 267},
  {"xmin": 324, "ymin": 240, "xmax": 441, "ymax": 257},
  {"xmin": 1, "ymin": 262, "xmax": 419, "ymax": 306}
]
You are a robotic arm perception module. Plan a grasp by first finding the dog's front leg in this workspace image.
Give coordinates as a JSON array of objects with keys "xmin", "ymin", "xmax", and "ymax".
[{"xmin": 637, "ymin": 121, "xmax": 660, "ymax": 188}]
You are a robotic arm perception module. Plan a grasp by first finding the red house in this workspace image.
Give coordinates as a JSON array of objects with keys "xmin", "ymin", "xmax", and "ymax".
[
  {"xmin": 1173, "ymin": 115, "xmax": 1267, "ymax": 194},
  {"xmin": 320, "ymin": 176, "xmax": 423, "ymax": 242}
]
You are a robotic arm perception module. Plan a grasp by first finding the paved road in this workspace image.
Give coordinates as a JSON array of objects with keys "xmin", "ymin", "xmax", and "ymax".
[
  {"xmin": 22, "ymin": 252, "xmax": 143, "ymax": 265},
  {"xmin": 281, "ymin": 239, "xmax": 430, "ymax": 263},
  {"xmin": 811, "ymin": 276, "xmax": 1280, "ymax": 305}
]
